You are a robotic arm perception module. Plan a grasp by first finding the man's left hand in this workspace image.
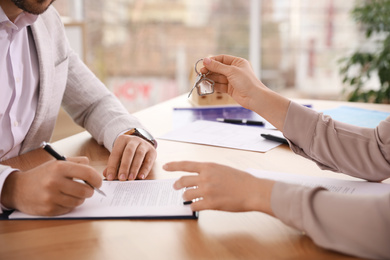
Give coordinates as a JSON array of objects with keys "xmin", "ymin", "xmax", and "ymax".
[{"xmin": 103, "ymin": 135, "xmax": 157, "ymax": 181}]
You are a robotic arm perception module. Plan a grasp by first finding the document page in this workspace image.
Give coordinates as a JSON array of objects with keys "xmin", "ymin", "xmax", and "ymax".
[
  {"xmin": 159, "ymin": 120, "xmax": 283, "ymax": 152},
  {"xmin": 247, "ymin": 169, "xmax": 390, "ymax": 195},
  {"xmin": 9, "ymin": 179, "xmax": 195, "ymax": 219}
]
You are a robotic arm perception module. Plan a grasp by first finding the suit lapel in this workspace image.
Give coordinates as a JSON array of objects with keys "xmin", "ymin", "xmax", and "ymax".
[{"xmin": 20, "ymin": 16, "xmax": 55, "ymax": 153}]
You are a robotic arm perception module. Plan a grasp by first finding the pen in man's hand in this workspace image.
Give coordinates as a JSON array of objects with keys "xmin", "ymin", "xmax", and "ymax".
[
  {"xmin": 216, "ymin": 118, "xmax": 264, "ymax": 126},
  {"xmin": 41, "ymin": 142, "xmax": 106, "ymax": 197}
]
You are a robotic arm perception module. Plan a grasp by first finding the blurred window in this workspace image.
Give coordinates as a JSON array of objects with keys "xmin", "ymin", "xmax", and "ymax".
[{"xmin": 54, "ymin": 0, "xmax": 358, "ymax": 111}]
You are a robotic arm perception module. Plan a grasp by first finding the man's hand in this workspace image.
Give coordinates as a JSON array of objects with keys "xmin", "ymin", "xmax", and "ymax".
[
  {"xmin": 1, "ymin": 157, "xmax": 102, "ymax": 216},
  {"xmin": 103, "ymin": 135, "xmax": 157, "ymax": 181}
]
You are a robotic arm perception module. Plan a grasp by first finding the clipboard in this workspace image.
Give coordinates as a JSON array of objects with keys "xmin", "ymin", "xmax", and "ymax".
[{"xmin": 3, "ymin": 179, "xmax": 198, "ymax": 220}]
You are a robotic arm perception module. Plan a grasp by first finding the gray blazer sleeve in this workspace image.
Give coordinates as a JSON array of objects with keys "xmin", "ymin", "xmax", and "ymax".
[
  {"xmin": 270, "ymin": 102, "xmax": 390, "ymax": 259},
  {"xmin": 50, "ymin": 12, "xmax": 145, "ymax": 152},
  {"xmin": 26, "ymin": 7, "xmax": 147, "ymax": 153},
  {"xmin": 62, "ymin": 50, "xmax": 145, "ymax": 152}
]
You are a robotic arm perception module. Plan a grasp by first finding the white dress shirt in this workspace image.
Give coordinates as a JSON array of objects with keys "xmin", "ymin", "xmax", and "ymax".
[
  {"xmin": 0, "ymin": 7, "xmax": 39, "ymax": 210},
  {"xmin": 0, "ymin": 7, "xmax": 39, "ymax": 161}
]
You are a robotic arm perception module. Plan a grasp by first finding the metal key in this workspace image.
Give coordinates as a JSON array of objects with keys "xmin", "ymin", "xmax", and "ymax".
[{"xmin": 188, "ymin": 73, "xmax": 203, "ymax": 98}]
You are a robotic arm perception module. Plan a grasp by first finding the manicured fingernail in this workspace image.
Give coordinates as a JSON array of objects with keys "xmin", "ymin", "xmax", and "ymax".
[
  {"xmin": 140, "ymin": 174, "xmax": 145, "ymax": 179},
  {"xmin": 107, "ymin": 174, "xmax": 113, "ymax": 180},
  {"xmin": 203, "ymin": 57, "xmax": 211, "ymax": 64},
  {"xmin": 129, "ymin": 174, "xmax": 134, "ymax": 180},
  {"xmin": 120, "ymin": 174, "xmax": 126, "ymax": 180}
]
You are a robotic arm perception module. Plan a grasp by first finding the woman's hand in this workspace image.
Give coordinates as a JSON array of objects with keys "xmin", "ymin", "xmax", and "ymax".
[
  {"xmin": 163, "ymin": 161, "xmax": 275, "ymax": 216},
  {"xmin": 201, "ymin": 55, "xmax": 291, "ymax": 131},
  {"xmin": 201, "ymin": 55, "xmax": 265, "ymax": 110}
]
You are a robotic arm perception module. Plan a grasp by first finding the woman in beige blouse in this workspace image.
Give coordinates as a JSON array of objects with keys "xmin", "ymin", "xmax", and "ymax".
[{"xmin": 163, "ymin": 55, "xmax": 390, "ymax": 260}]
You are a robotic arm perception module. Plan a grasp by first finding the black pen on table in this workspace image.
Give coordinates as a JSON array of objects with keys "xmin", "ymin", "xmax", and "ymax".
[
  {"xmin": 260, "ymin": 134, "xmax": 288, "ymax": 144},
  {"xmin": 41, "ymin": 142, "xmax": 106, "ymax": 197},
  {"xmin": 216, "ymin": 118, "xmax": 264, "ymax": 126}
]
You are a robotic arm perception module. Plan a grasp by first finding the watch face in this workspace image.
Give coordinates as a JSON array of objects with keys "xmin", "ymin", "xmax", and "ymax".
[
  {"xmin": 134, "ymin": 128, "xmax": 157, "ymax": 148},
  {"xmin": 135, "ymin": 128, "xmax": 152, "ymax": 140}
]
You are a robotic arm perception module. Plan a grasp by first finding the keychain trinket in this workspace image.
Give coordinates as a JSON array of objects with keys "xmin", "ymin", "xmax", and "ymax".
[{"xmin": 188, "ymin": 59, "xmax": 215, "ymax": 98}]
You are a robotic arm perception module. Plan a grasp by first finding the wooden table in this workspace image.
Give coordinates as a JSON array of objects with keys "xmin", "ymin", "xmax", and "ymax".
[{"xmin": 1, "ymin": 96, "xmax": 389, "ymax": 260}]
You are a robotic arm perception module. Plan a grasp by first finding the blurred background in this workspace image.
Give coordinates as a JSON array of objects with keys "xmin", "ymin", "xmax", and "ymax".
[{"xmin": 51, "ymin": 0, "xmax": 366, "ymax": 140}]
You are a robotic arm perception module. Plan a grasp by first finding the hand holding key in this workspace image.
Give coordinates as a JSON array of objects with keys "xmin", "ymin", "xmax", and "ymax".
[
  {"xmin": 200, "ymin": 55, "xmax": 291, "ymax": 131},
  {"xmin": 188, "ymin": 59, "xmax": 215, "ymax": 98}
]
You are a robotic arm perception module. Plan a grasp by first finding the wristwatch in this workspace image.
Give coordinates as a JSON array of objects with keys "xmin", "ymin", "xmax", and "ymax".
[{"xmin": 124, "ymin": 128, "xmax": 157, "ymax": 148}]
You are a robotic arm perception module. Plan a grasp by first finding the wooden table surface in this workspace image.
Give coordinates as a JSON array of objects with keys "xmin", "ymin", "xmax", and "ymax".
[{"xmin": 1, "ymin": 95, "xmax": 389, "ymax": 260}]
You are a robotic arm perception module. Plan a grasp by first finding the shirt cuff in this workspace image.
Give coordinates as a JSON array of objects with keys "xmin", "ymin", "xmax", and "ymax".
[{"xmin": 0, "ymin": 167, "xmax": 19, "ymax": 213}]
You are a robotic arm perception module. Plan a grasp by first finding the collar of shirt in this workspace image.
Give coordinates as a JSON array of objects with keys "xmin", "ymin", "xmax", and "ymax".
[{"xmin": 0, "ymin": 6, "xmax": 38, "ymax": 30}]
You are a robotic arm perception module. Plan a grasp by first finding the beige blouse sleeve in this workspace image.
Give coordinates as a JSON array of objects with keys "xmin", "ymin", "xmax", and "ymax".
[
  {"xmin": 283, "ymin": 102, "xmax": 390, "ymax": 181},
  {"xmin": 271, "ymin": 182, "xmax": 390, "ymax": 259},
  {"xmin": 270, "ymin": 102, "xmax": 390, "ymax": 259}
]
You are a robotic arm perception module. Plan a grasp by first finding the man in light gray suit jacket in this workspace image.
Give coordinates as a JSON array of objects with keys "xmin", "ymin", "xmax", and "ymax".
[{"xmin": 0, "ymin": 0, "xmax": 157, "ymax": 216}]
